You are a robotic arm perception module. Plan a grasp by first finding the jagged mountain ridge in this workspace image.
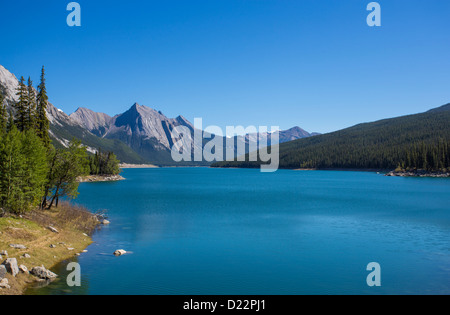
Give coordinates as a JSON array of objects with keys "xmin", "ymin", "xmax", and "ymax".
[
  {"xmin": 70, "ymin": 103, "xmax": 319, "ymax": 164},
  {"xmin": 69, "ymin": 103, "xmax": 201, "ymax": 164}
]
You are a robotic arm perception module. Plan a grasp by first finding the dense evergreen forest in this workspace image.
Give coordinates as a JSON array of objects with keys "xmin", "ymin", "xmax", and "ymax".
[
  {"xmin": 212, "ymin": 104, "xmax": 450, "ymax": 171},
  {"xmin": 88, "ymin": 149, "xmax": 120, "ymax": 176},
  {"xmin": 0, "ymin": 67, "xmax": 120, "ymax": 215}
]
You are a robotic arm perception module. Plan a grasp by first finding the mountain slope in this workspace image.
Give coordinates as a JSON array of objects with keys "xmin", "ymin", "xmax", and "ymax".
[
  {"xmin": 69, "ymin": 107, "xmax": 112, "ymax": 137},
  {"xmin": 213, "ymin": 104, "xmax": 450, "ymax": 170}
]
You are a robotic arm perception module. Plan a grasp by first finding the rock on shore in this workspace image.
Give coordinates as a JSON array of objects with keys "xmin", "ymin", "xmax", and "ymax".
[
  {"xmin": 77, "ymin": 175, "xmax": 125, "ymax": 183},
  {"xmin": 0, "ymin": 265, "xmax": 6, "ymax": 279},
  {"xmin": 3, "ymin": 258, "xmax": 19, "ymax": 277},
  {"xmin": 19, "ymin": 265, "xmax": 29, "ymax": 274},
  {"xmin": 9, "ymin": 244, "xmax": 26, "ymax": 250},
  {"xmin": 0, "ymin": 278, "xmax": 10, "ymax": 289},
  {"xmin": 30, "ymin": 266, "xmax": 58, "ymax": 280}
]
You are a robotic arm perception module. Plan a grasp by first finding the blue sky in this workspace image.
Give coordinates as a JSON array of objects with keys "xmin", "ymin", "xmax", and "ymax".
[{"xmin": 0, "ymin": 0, "xmax": 448, "ymax": 134}]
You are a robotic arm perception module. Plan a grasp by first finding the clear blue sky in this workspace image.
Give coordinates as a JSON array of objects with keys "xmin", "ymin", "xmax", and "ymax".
[{"xmin": 0, "ymin": 0, "xmax": 448, "ymax": 134}]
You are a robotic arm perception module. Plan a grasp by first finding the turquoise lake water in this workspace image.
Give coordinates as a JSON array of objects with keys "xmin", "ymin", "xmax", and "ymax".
[{"xmin": 26, "ymin": 168, "xmax": 450, "ymax": 295}]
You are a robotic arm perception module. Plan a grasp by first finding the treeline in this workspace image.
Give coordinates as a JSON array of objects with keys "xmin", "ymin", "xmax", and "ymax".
[
  {"xmin": 212, "ymin": 104, "xmax": 450, "ymax": 171},
  {"xmin": 275, "ymin": 138, "xmax": 450, "ymax": 171},
  {"xmin": 0, "ymin": 67, "xmax": 120, "ymax": 215},
  {"xmin": 88, "ymin": 149, "xmax": 120, "ymax": 175}
]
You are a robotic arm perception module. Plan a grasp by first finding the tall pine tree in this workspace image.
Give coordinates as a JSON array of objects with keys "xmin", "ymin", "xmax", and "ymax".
[
  {"xmin": 36, "ymin": 66, "xmax": 50, "ymax": 148},
  {"xmin": 15, "ymin": 76, "xmax": 28, "ymax": 132},
  {"xmin": 0, "ymin": 93, "xmax": 7, "ymax": 133},
  {"xmin": 27, "ymin": 77, "xmax": 37, "ymax": 130}
]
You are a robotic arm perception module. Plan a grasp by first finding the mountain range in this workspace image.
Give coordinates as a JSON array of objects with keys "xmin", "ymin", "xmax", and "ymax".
[{"xmin": 0, "ymin": 64, "xmax": 318, "ymax": 165}]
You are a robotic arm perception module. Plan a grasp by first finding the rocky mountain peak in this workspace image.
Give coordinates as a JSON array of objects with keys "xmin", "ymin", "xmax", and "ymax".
[{"xmin": 70, "ymin": 107, "xmax": 112, "ymax": 136}]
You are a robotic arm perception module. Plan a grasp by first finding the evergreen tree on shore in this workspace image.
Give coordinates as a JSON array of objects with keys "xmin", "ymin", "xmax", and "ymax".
[
  {"xmin": 88, "ymin": 149, "xmax": 120, "ymax": 175},
  {"xmin": 14, "ymin": 76, "xmax": 28, "ymax": 132},
  {"xmin": 0, "ymin": 126, "xmax": 47, "ymax": 214},
  {"xmin": 36, "ymin": 66, "xmax": 50, "ymax": 148},
  {"xmin": 27, "ymin": 77, "xmax": 37, "ymax": 130}
]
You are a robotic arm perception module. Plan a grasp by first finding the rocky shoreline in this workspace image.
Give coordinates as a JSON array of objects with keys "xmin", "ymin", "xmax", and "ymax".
[
  {"xmin": 385, "ymin": 170, "xmax": 450, "ymax": 177},
  {"xmin": 0, "ymin": 205, "xmax": 103, "ymax": 295},
  {"xmin": 77, "ymin": 174, "xmax": 125, "ymax": 183},
  {"xmin": 119, "ymin": 163, "xmax": 158, "ymax": 169}
]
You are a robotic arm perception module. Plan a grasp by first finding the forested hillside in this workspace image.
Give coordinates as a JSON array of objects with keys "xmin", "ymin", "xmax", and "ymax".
[
  {"xmin": 212, "ymin": 103, "xmax": 450, "ymax": 171},
  {"xmin": 0, "ymin": 67, "xmax": 121, "ymax": 215}
]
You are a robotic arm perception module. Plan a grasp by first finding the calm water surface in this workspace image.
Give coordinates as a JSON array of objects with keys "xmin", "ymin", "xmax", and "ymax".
[{"xmin": 26, "ymin": 168, "xmax": 450, "ymax": 295}]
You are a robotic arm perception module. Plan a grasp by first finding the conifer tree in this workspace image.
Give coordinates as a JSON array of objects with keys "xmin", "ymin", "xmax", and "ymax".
[
  {"xmin": 0, "ymin": 126, "xmax": 26, "ymax": 213},
  {"xmin": 36, "ymin": 66, "xmax": 50, "ymax": 148},
  {"xmin": 27, "ymin": 77, "xmax": 37, "ymax": 130},
  {"xmin": 21, "ymin": 129, "xmax": 48, "ymax": 209},
  {"xmin": 6, "ymin": 110, "xmax": 14, "ymax": 132},
  {"xmin": 0, "ymin": 126, "xmax": 48, "ymax": 214},
  {"xmin": 0, "ymin": 93, "xmax": 7, "ymax": 133},
  {"xmin": 15, "ymin": 76, "xmax": 28, "ymax": 132}
]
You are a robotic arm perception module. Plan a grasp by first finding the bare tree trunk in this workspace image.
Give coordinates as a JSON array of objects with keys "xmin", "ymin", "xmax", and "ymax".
[
  {"xmin": 41, "ymin": 185, "xmax": 52, "ymax": 209},
  {"xmin": 42, "ymin": 154, "xmax": 57, "ymax": 210},
  {"xmin": 47, "ymin": 186, "xmax": 59, "ymax": 210},
  {"xmin": 47, "ymin": 195, "xmax": 56, "ymax": 210}
]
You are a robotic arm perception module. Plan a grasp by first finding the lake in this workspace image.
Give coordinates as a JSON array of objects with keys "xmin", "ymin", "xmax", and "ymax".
[{"xmin": 26, "ymin": 168, "xmax": 450, "ymax": 295}]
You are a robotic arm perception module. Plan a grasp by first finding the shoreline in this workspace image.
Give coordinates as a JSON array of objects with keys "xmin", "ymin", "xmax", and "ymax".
[
  {"xmin": 385, "ymin": 170, "xmax": 449, "ymax": 178},
  {"xmin": 119, "ymin": 163, "xmax": 158, "ymax": 169},
  {"xmin": 214, "ymin": 166, "xmax": 449, "ymax": 177},
  {"xmin": 295, "ymin": 168, "xmax": 449, "ymax": 177},
  {"xmin": 77, "ymin": 174, "xmax": 125, "ymax": 183},
  {"xmin": 0, "ymin": 203, "xmax": 101, "ymax": 295},
  {"xmin": 292, "ymin": 168, "xmax": 390, "ymax": 173}
]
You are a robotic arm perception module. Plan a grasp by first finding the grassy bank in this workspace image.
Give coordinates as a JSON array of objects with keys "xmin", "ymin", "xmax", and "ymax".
[{"xmin": 0, "ymin": 203, "xmax": 100, "ymax": 295}]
